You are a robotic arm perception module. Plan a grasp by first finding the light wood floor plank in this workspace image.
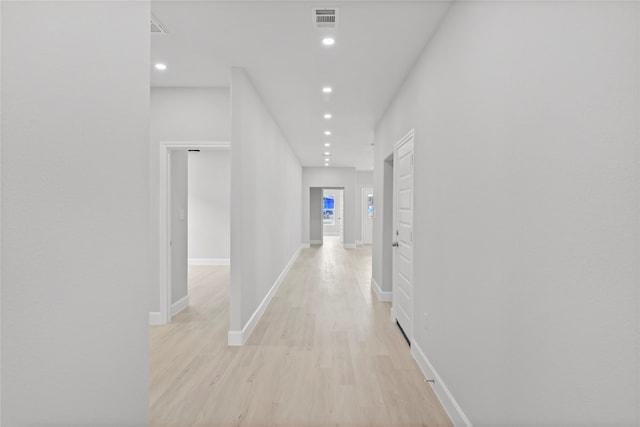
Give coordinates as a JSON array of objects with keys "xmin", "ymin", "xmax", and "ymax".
[{"xmin": 150, "ymin": 237, "xmax": 452, "ymax": 427}]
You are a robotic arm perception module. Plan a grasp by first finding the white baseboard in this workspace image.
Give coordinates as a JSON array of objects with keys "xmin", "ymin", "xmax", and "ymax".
[
  {"xmin": 227, "ymin": 330, "xmax": 243, "ymax": 346},
  {"xmin": 412, "ymin": 341, "xmax": 472, "ymax": 427},
  {"xmin": 189, "ymin": 258, "xmax": 230, "ymax": 266},
  {"xmin": 324, "ymin": 231, "xmax": 340, "ymax": 236},
  {"xmin": 227, "ymin": 244, "xmax": 304, "ymax": 346},
  {"xmin": 343, "ymin": 243, "xmax": 356, "ymax": 249},
  {"xmin": 356, "ymin": 240, "xmax": 363, "ymax": 245},
  {"xmin": 310, "ymin": 240, "xmax": 322, "ymax": 245},
  {"xmin": 372, "ymin": 277, "xmax": 392, "ymax": 302},
  {"xmin": 149, "ymin": 311, "xmax": 163, "ymax": 325},
  {"xmin": 171, "ymin": 295, "xmax": 189, "ymax": 316},
  {"xmin": 300, "ymin": 243, "xmax": 311, "ymax": 249}
]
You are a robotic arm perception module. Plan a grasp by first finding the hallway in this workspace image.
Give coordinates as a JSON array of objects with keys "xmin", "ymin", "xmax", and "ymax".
[{"xmin": 150, "ymin": 237, "xmax": 452, "ymax": 427}]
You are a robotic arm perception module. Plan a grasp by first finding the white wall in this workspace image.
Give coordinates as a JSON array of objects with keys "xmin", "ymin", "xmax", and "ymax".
[
  {"xmin": 322, "ymin": 189, "xmax": 342, "ymax": 236},
  {"xmin": 230, "ymin": 67, "xmax": 302, "ymax": 335},
  {"xmin": 1, "ymin": 2, "xmax": 150, "ymax": 425},
  {"xmin": 355, "ymin": 171, "xmax": 373, "ymax": 243},
  {"xmin": 309, "ymin": 187, "xmax": 323, "ymax": 243},
  {"xmin": 302, "ymin": 167, "xmax": 356, "ymax": 247},
  {"xmin": 150, "ymin": 87, "xmax": 229, "ymax": 311},
  {"xmin": 188, "ymin": 149, "xmax": 230, "ymax": 262},
  {"xmin": 171, "ymin": 150, "xmax": 188, "ymax": 304},
  {"xmin": 373, "ymin": 2, "xmax": 639, "ymax": 425}
]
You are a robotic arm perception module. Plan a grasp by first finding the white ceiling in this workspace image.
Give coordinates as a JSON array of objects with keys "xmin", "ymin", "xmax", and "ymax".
[{"xmin": 151, "ymin": 1, "xmax": 451, "ymax": 170}]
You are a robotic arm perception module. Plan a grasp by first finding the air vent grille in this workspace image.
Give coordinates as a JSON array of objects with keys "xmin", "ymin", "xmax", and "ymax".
[
  {"xmin": 313, "ymin": 8, "xmax": 338, "ymax": 29},
  {"xmin": 151, "ymin": 14, "xmax": 168, "ymax": 35}
]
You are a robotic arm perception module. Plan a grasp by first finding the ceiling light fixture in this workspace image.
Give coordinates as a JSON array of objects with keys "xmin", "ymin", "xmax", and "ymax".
[
  {"xmin": 322, "ymin": 86, "xmax": 332, "ymax": 94},
  {"xmin": 322, "ymin": 37, "xmax": 335, "ymax": 46},
  {"xmin": 324, "ymin": 152, "xmax": 331, "ymax": 156},
  {"xmin": 325, "ymin": 163, "xmax": 329, "ymax": 166},
  {"xmin": 325, "ymin": 158, "xmax": 330, "ymax": 162},
  {"xmin": 324, "ymin": 143, "xmax": 331, "ymax": 147},
  {"xmin": 324, "ymin": 113, "xmax": 332, "ymax": 119},
  {"xmin": 324, "ymin": 131, "xmax": 331, "ymax": 136},
  {"xmin": 154, "ymin": 63, "xmax": 167, "ymax": 71}
]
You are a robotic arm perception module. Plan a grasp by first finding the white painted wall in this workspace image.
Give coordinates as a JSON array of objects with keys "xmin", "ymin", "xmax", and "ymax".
[
  {"xmin": 188, "ymin": 149, "xmax": 230, "ymax": 263},
  {"xmin": 171, "ymin": 150, "xmax": 188, "ymax": 304},
  {"xmin": 150, "ymin": 87, "xmax": 229, "ymax": 311},
  {"xmin": 355, "ymin": 171, "xmax": 373, "ymax": 243},
  {"xmin": 1, "ymin": 2, "xmax": 150, "ymax": 425},
  {"xmin": 322, "ymin": 189, "xmax": 342, "ymax": 236},
  {"xmin": 373, "ymin": 2, "xmax": 639, "ymax": 425},
  {"xmin": 309, "ymin": 187, "xmax": 323, "ymax": 243},
  {"xmin": 302, "ymin": 168, "xmax": 356, "ymax": 247},
  {"xmin": 230, "ymin": 67, "xmax": 302, "ymax": 334}
]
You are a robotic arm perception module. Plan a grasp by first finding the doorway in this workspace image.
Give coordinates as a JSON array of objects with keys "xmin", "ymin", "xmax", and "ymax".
[
  {"xmin": 322, "ymin": 188, "xmax": 344, "ymax": 244},
  {"xmin": 158, "ymin": 141, "xmax": 230, "ymax": 324},
  {"xmin": 309, "ymin": 187, "xmax": 345, "ymax": 246},
  {"xmin": 362, "ymin": 187, "xmax": 374, "ymax": 245}
]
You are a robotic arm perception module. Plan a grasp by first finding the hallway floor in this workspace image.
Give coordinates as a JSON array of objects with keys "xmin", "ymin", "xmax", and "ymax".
[{"xmin": 150, "ymin": 237, "xmax": 452, "ymax": 427}]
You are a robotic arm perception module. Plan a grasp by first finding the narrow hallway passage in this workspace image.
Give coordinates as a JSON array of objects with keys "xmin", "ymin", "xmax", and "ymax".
[{"xmin": 150, "ymin": 237, "xmax": 452, "ymax": 427}]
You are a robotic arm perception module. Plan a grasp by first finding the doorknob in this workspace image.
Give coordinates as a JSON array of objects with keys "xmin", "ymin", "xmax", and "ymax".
[{"xmin": 392, "ymin": 242, "xmax": 399, "ymax": 247}]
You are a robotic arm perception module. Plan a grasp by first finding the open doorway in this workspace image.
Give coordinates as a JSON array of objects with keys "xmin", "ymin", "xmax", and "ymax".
[
  {"xmin": 158, "ymin": 142, "xmax": 230, "ymax": 324},
  {"xmin": 186, "ymin": 148, "xmax": 231, "ymax": 320},
  {"xmin": 309, "ymin": 187, "xmax": 345, "ymax": 246},
  {"xmin": 362, "ymin": 187, "xmax": 374, "ymax": 245},
  {"xmin": 379, "ymin": 154, "xmax": 395, "ymax": 304},
  {"xmin": 322, "ymin": 188, "xmax": 344, "ymax": 244}
]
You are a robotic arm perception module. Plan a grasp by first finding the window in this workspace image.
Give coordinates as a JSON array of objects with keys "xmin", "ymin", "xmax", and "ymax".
[
  {"xmin": 368, "ymin": 194, "xmax": 374, "ymax": 218},
  {"xmin": 323, "ymin": 196, "xmax": 335, "ymax": 225}
]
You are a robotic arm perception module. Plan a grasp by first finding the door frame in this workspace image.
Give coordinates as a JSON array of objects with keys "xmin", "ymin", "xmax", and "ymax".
[
  {"xmin": 158, "ymin": 140, "xmax": 230, "ymax": 325},
  {"xmin": 391, "ymin": 129, "xmax": 414, "ymax": 342},
  {"xmin": 361, "ymin": 187, "xmax": 374, "ymax": 244}
]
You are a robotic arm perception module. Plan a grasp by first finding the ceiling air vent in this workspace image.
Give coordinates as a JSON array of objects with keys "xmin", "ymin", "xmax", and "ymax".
[
  {"xmin": 151, "ymin": 14, "xmax": 168, "ymax": 35},
  {"xmin": 313, "ymin": 8, "xmax": 338, "ymax": 29}
]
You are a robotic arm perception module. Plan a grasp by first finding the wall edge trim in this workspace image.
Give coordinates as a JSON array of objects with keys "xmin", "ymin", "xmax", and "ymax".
[
  {"xmin": 170, "ymin": 295, "xmax": 190, "ymax": 317},
  {"xmin": 149, "ymin": 312, "xmax": 163, "ymax": 325},
  {"xmin": 227, "ymin": 244, "xmax": 304, "ymax": 346},
  {"xmin": 372, "ymin": 277, "xmax": 392, "ymax": 302},
  {"xmin": 188, "ymin": 258, "xmax": 230, "ymax": 266},
  {"xmin": 411, "ymin": 341, "xmax": 473, "ymax": 427}
]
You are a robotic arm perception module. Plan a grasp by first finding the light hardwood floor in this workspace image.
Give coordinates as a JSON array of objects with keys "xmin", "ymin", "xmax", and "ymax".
[{"xmin": 150, "ymin": 237, "xmax": 453, "ymax": 427}]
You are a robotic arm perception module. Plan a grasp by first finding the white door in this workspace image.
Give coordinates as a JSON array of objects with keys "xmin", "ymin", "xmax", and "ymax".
[
  {"xmin": 362, "ymin": 187, "xmax": 373, "ymax": 244},
  {"xmin": 392, "ymin": 132, "xmax": 414, "ymax": 342}
]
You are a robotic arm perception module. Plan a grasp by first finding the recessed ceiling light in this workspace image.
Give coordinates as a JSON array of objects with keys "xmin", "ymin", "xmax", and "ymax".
[
  {"xmin": 323, "ymin": 152, "xmax": 331, "ymax": 156},
  {"xmin": 154, "ymin": 63, "xmax": 167, "ymax": 71},
  {"xmin": 325, "ymin": 158, "xmax": 330, "ymax": 162},
  {"xmin": 324, "ymin": 143, "xmax": 331, "ymax": 147},
  {"xmin": 325, "ymin": 163, "xmax": 329, "ymax": 166},
  {"xmin": 322, "ymin": 37, "xmax": 335, "ymax": 46},
  {"xmin": 324, "ymin": 113, "xmax": 332, "ymax": 119},
  {"xmin": 322, "ymin": 87, "xmax": 332, "ymax": 94},
  {"xmin": 324, "ymin": 131, "xmax": 331, "ymax": 136}
]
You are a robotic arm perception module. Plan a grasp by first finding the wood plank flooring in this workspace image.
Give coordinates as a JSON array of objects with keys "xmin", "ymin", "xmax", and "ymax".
[{"xmin": 150, "ymin": 237, "xmax": 453, "ymax": 427}]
